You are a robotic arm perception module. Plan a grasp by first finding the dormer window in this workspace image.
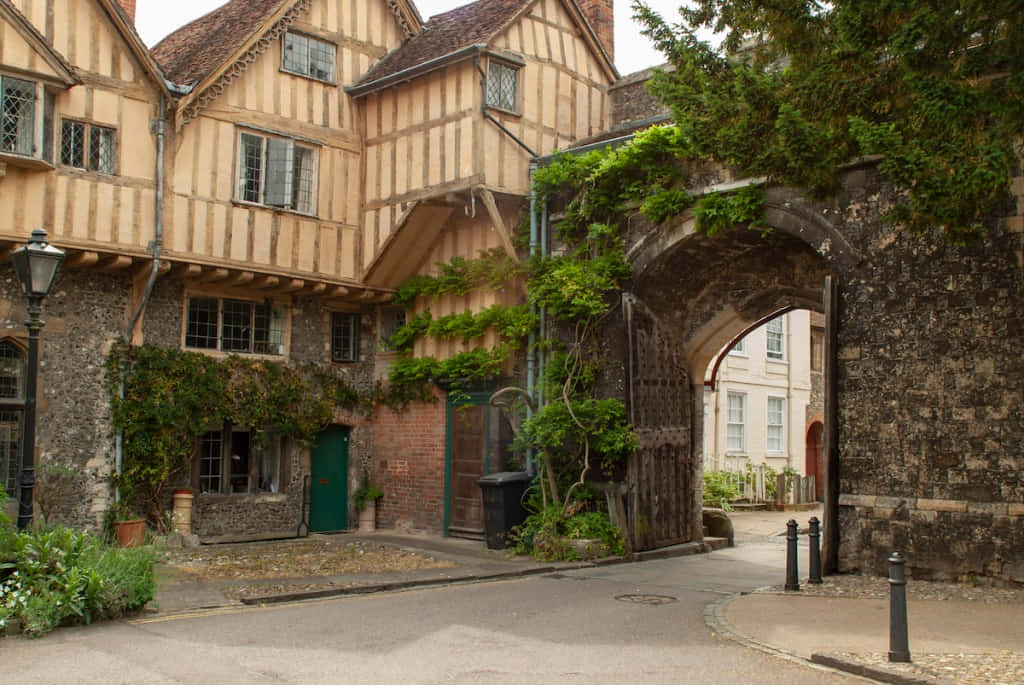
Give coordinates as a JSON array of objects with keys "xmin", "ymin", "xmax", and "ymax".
[
  {"xmin": 0, "ymin": 75, "xmax": 55, "ymax": 165},
  {"xmin": 282, "ymin": 32, "xmax": 336, "ymax": 83},
  {"xmin": 486, "ymin": 61, "xmax": 519, "ymax": 113}
]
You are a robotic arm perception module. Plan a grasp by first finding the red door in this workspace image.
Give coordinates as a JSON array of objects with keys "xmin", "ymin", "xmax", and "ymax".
[{"xmin": 805, "ymin": 422, "xmax": 824, "ymax": 501}]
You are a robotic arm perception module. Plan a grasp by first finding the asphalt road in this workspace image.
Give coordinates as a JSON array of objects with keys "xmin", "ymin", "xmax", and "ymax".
[{"xmin": 1, "ymin": 541, "xmax": 862, "ymax": 684}]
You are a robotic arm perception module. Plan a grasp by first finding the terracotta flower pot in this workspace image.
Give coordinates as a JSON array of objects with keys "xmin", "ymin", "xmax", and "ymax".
[
  {"xmin": 114, "ymin": 518, "xmax": 146, "ymax": 547},
  {"xmin": 358, "ymin": 499, "xmax": 376, "ymax": 532}
]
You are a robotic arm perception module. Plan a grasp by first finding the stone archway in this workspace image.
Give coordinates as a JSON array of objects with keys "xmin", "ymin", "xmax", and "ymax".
[{"xmin": 621, "ymin": 190, "xmax": 843, "ymax": 560}]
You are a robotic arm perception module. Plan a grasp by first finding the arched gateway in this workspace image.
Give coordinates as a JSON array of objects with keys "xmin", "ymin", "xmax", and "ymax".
[{"xmin": 611, "ymin": 164, "xmax": 1023, "ymax": 582}]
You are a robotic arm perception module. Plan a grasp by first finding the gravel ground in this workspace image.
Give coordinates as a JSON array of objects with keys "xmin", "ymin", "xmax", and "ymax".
[
  {"xmin": 161, "ymin": 537, "xmax": 456, "ymax": 582},
  {"xmin": 761, "ymin": 574, "xmax": 1024, "ymax": 684}
]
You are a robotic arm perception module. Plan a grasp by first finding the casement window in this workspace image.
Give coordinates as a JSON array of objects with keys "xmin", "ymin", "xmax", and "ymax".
[
  {"xmin": 0, "ymin": 341, "xmax": 25, "ymax": 496},
  {"xmin": 0, "ymin": 76, "xmax": 54, "ymax": 163},
  {"xmin": 197, "ymin": 427, "xmax": 282, "ymax": 495},
  {"xmin": 237, "ymin": 130, "xmax": 318, "ymax": 215},
  {"xmin": 379, "ymin": 306, "xmax": 406, "ymax": 351},
  {"xmin": 766, "ymin": 316, "xmax": 786, "ymax": 360},
  {"xmin": 485, "ymin": 60, "xmax": 519, "ymax": 112},
  {"xmin": 331, "ymin": 312, "xmax": 359, "ymax": 363},
  {"xmin": 184, "ymin": 296, "xmax": 286, "ymax": 356},
  {"xmin": 60, "ymin": 120, "xmax": 116, "ymax": 173},
  {"xmin": 766, "ymin": 396, "xmax": 786, "ymax": 453},
  {"xmin": 726, "ymin": 392, "xmax": 746, "ymax": 452},
  {"xmin": 282, "ymin": 31, "xmax": 336, "ymax": 82},
  {"xmin": 729, "ymin": 337, "xmax": 747, "ymax": 356}
]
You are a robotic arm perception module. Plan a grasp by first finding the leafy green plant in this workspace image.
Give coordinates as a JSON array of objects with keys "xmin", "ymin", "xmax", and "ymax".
[
  {"xmin": 353, "ymin": 469, "xmax": 383, "ymax": 510},
  {"xmin": 702, "ymin": 470, "xmax": 740, "ymax": 510},
  {"xmin": 512, "ymin": 505, "xmax": 625, "ymax": 561},
  {"xmin": 0, "ymin": 520, "xmax": 156, "ymax": 637},
  {"xmin": 106, "ymin": 343, "xmax": 373, "ymax": 528}
]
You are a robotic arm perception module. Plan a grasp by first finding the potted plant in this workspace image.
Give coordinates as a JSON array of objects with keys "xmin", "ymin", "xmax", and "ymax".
[
  {"xmin": 353, "ymin": 471, "xmax": 383, "ymax": 532},
  {"xmin": 112, "ymin": 502, "xmax": 146, "ymax": 548}
]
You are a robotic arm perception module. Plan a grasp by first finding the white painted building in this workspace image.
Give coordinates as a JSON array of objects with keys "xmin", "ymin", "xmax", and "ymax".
[{"xmin": 702, "ymin": 310, "xmax": 817, "ymax": 477}]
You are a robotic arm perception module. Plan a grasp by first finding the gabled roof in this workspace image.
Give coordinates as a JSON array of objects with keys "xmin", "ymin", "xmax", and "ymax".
[
  {"xmin": 0, "ymin": 0, "xmax": 78, "ymax": 86},
  {"xmin": 350, "ymin": 0, "xmax": 617, "ymax": 97},
  {"xmin": 354, "ymin": 0, "xmax": 525, "ymax": 88},
  {"xmin": 151, "ymin": 0, "xmax": 284, "ymax": 87}
]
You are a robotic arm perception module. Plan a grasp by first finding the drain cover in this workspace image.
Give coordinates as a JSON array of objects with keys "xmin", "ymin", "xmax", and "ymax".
[{"xmin": 614, "ymin": 593, "xmax": 678, "ymax": 605}]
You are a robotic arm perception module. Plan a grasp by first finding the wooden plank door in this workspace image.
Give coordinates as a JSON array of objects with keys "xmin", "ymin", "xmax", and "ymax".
[
  {"xmin": 310, "ymin": 425, "xmax": 349, "ymax": 532},
  {"xmin": 625, "ymin": 296, "xmax": 693, "ymax": 551},
  {"xmin": 447, "ymin": 404, "xmax": 487, "ymax": 539}
]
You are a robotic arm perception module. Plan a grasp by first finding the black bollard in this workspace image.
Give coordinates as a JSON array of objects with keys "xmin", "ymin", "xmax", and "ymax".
[
  {"xmin": 808, "ymin": 517, "xmax": 823, "ymax": 584},
  {"xmin": 785, "ymin": 519, "xmax": 800, "ymax": 591},
  {"xmin": 888, "ymin": 552, "xmax": 911, "ymax": 663}
]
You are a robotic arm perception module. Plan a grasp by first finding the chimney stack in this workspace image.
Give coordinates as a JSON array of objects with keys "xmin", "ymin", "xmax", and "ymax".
[
  {"xmin": 117, "ymin": 0, "xmax": 136, "ymax": 23},
  {"xmin": 577, "ymin": 0, "xmax": 613, "ymax": 63}
]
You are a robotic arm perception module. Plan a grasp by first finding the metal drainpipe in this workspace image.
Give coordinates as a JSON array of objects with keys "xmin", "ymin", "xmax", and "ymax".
[
  {"xmin": 116, "ymin": 96, "xmax": 167, "ymax": 498},
  {"xmin": 526, "ymin": 164, "xmax": 538, "ymax": 475},
  {"xmin": 538, "ymin": 199, "xmax": 548, "ymax": 410}
]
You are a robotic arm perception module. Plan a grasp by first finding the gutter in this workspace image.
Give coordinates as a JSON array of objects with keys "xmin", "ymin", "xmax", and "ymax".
[{"xmin": 346, "ymin": 44, "xmax": 490, "ymax": 98}]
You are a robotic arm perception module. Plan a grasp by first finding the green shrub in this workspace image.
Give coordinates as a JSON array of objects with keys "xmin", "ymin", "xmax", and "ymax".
[
  {"xmin": 512, "ymin": 505, "xmax": 625, "ymax": 561},
  {"xmin": 0, "ymin": 509, "xmax": 156, "ymax": 637},
  {"xmin": 702, "ymin": 470, "xmax": 739, "ymax": 510}
]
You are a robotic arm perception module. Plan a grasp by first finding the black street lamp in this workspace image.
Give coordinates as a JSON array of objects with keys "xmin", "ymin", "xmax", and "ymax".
[{"xmin": 11, "ymin": 229, "xmax": 65, "ymax": 530}]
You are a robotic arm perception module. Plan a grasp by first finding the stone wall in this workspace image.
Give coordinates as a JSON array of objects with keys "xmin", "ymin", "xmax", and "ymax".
[
  {"xmin": 833, "ymin": 164, "xmax": 1024, "ymax": 581},
  {"xmin": 0, "ymin": 268, "xmax": 130, "ymax": 531}
]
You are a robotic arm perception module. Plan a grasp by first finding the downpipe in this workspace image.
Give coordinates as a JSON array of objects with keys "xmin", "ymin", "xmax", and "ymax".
[{"xmin": 116, "ymin": 96, "xmax": 167, "ymax": 500}]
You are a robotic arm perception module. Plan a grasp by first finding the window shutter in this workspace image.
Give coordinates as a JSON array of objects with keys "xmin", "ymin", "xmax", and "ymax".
[{"xmin": 264, "ymin": 138, "xmax": 293, "ymax": 207}]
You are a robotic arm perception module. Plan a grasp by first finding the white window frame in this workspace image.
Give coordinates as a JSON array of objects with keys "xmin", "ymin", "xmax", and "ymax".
[
  {"xmin": 766, "ymin": 395, "xmax": 786, "ymax": 454},
  {"xmin": 729, "ymin": 336, "xmax": 747, "ymax": 356},
  {"xmin": 281, "ymin": 31, "xmax": 337, "ymax": 83},
  {"xmin": 766, "ymin": 315, "xmax": 786, "ymax": 360},
  {"xmin": 236, "ymin": 129, "xmax": 319, "ymax": 215},
  {"xmin": 726, "ymin": 392, "xmax": 746, "ymax": 453},
  {"xmin": 485, "ymin": 60, "xmax": 519, "ymax": 114},
  {"xmin": 183, "ymin": 295, "xmax": 287, "ymax": 357},
  {"xmin": 379, "ymin": 306, "xmax": 406, "ymax": 352},
  {"xmin": 0, "ymin": 75, "xmax": 55, "ymax": 165}
]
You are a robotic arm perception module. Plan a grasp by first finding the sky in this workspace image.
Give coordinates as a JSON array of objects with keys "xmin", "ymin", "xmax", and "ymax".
[{"xmin": 134, "ymin": 0, "xmax": 690, "ymax": 75}]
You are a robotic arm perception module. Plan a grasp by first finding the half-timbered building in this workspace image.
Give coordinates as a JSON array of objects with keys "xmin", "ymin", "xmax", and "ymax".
[{"xmin": 0, "ymin": 0, "xmax": 617, "ymax": 541}]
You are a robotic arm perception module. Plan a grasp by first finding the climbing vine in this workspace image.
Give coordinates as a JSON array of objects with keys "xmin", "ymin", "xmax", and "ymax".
[{"xmin": 105, "ymin": 343, "xmax": 390, "ymax": 527}]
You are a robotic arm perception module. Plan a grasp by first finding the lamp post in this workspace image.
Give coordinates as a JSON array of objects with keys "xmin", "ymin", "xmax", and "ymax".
[{"xmin": 11, "ymin": 229, "xmax": 65, "ymax": 530}]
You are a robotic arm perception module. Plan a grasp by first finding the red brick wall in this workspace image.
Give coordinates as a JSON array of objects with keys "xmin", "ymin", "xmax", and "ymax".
[
  {"xmin": 369, "ymin": 389, "xmax": 447, "ymax": 532},
  {"xmin": 577, "ymin": 0, "xmax": 614, "ymax": 62}
]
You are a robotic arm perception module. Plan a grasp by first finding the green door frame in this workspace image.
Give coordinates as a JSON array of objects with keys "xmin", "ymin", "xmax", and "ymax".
[{"xmin": 443, "ymin": 390, "xmax": 493, "ymax": 536}]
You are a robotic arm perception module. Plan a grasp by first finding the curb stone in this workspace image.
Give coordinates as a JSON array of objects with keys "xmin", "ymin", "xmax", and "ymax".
[
  {"xmin": 703, "ymin": 592, "xmax": 878, "ymax": 681},
  {"xmin": 810, "ymin": 654, "xmax": 951, "ymax": 685}
]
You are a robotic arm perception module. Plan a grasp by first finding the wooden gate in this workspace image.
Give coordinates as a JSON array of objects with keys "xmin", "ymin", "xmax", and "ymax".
[{"xmin": 624, "ymin": 296, "xmax": 693, "ymax": 551}]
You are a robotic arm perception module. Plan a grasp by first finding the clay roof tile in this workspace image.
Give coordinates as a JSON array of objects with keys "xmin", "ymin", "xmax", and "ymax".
[
  {"xmin": 355, "ymin": 0, "xmax": 528, "ymax": 87},
  {"xmin": 151, "ymin": 0, "xmax": 286, "ymax": 86}
]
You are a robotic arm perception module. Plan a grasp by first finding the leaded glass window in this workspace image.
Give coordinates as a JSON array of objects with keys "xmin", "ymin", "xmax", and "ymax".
[
  {"xmin": 1, "ymin": 77, "xmax": 36, "ymax": 156},
  {"xmin": 0, "ymin": 341, "xmax": 24, "ymax": 497},
  {"xmin": 61, "ymin": 119, "xmax": 116, "ymax": 173},
  {"xmin": 282, "ymin": 32, "xmax": 336, "ymax": 82},
  {"xmin": 236, "ymin": 130, "xmax": 317, "ymax": 215},
  {"xmin": 486, "ymin": 61, "xmax": 518, "ymax": 112}
]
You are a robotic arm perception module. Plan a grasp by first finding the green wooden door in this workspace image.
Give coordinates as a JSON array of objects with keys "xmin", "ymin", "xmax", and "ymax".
[{"xmin": 310, "ymin": 425, "xmax": 349, "ymax": 532}]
